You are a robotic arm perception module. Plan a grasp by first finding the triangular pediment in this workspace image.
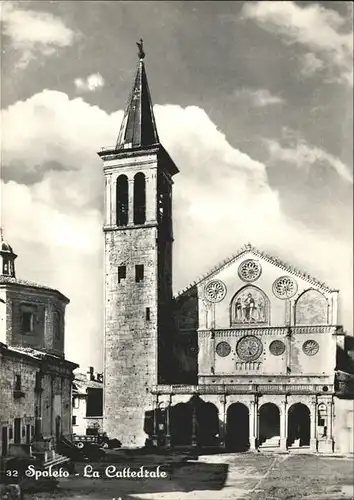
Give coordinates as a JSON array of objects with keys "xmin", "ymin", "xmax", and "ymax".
[{"xmin": 175, "ymin": 243, "xmax": 336, "ymax": 298}]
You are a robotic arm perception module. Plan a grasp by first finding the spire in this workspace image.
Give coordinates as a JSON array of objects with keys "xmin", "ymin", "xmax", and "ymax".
[
  {"xmin": 0, "ymin": 228, "xmax": 17, "ymax": 278},
  {"xmin": 116, "ymin": 39, "xmax": 159, "ymax": 150}
]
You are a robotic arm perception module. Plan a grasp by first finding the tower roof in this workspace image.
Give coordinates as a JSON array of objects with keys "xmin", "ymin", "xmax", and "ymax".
[
  {"xmin": 0, "ymin": 228, "xmax": 17, "ymax": 278},
  {"xmin": 116, "ymin": 39, "xmax": 160, "ymax": 150}
]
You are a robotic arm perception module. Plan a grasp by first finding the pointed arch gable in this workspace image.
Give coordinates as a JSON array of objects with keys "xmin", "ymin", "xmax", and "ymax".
[
  {"xmin": 230, "ymin": 284, "xmax": 270, "ymax": 327},
  {"xmin": 295, "ymin": 288, "xmax": 329, "ymax": 326}
]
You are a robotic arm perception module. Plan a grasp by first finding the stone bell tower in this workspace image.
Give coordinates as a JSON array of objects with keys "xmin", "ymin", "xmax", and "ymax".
[{"xmin": 98, "ymin": 40, "xmax": 179, "ymax": 446}]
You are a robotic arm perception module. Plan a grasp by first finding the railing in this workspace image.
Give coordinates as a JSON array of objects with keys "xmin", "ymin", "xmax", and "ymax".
[{"xmin": 152, "ymin": 384, "xmax": 334, "ymax": 395}]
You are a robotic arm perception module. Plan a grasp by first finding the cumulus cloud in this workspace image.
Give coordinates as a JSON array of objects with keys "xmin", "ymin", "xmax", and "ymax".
[
  {"xmin": 2, "ymin": 91, "xmax": 352, "ymax": 368},
  {"xmin": 233, "ymin": 88, "xmax": 285, "ymax": 107},
  {"xmin": 241, "ymin": 1, "xmax": 353, "ymax": 86},
  {"xmin": 74, "ymin": 73, "xmax": 105, "ymax": 92},
  {"xmin": 2, "ymin": 2, "xmax": 77, "ymax": 68},
  {"xmin": 265, "ymin": 138, "xmax": 353, "ymax": 184}
]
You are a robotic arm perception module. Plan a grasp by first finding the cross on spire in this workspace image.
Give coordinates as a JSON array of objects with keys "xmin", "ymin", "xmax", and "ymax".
[{"xmin": 136, "ymin": 38, "xmax": 145, "ymax": 60}]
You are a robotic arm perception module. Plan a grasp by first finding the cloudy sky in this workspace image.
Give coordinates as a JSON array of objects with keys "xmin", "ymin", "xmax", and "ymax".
[{"xmin": 1, "ymin": 1, "xmax": 353, "ymax": 371}]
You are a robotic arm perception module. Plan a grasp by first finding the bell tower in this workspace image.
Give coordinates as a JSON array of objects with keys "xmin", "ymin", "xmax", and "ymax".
[{"xmin": 98, "ymin": 41, "xmax": 179, "ymax": 446}]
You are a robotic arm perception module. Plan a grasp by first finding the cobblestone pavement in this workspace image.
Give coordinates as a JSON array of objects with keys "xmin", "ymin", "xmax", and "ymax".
[{"xmin": 26, "ymin": 453, "xmax": 354, "ymax": 500}]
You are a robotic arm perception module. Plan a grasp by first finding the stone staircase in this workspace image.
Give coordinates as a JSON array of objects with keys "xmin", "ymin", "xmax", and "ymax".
[{"xmin": 259, "ymin": 436, "xmax": 280, "ymax": 449}]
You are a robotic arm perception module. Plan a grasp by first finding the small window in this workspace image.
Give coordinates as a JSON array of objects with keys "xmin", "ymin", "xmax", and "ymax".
[
  {"xmin": 118, "ymin": 266, "xmax": 126, "ymax": 283},
  {"xmin": 31, "ymin": 425, "xmax": 35, "ymax": 437},
  {"xmin": 135, "ymin": 265, "xmax": 144, "ymax": 283},
  {"xmin": 21, "ymin": 312, "xmax": 34, "ymax": 333},
  {"xmin": 9, "ymin": 427, "xmax": 13, "ymax": 440},
  {"xmin": 15, "ymin": 375, "xmax": 21, "ymax": 391},
  {"xmin": 53, "ymin": 311, "xmax": 61, "ymax": 340},
  {"xmin": 73, "ymin": 397, "xmax": 80, "ymax": 409},
  {"xmin": 146, "ymin": 307, "xmax": 150, "ymax": 321},
  {"xmin": 72, "ymin": 416, "xmax": 77, "ymax": 425}
]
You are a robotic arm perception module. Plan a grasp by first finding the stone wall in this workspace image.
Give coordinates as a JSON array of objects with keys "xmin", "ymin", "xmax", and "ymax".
[
  {"xmin": 333, "ymin": 397, "xmax": 354, "ymax": 454},
  {"xmin": 104, "ymin": 226, "xmax": 158, "ymax": 446},
  {"xmin": 0, "ymin": 352, "xmax": 37, "ymax": 456}
]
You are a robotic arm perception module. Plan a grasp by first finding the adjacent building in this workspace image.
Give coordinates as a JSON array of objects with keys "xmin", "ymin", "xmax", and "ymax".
[
  {"xmin": 72, "ymin": 368, "xmax": 103, "ymax": 436},
  {"xmin": 99, "ymin": 44, "xmax": 354, "ymax": 454},
  {"xmin": 0, "ymin": 232, "xmax": 78, "ymax": 458}
]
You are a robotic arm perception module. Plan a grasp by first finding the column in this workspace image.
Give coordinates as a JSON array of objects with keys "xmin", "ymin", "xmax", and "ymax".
[
  {"xmin": 111, "ymin": 174, "xmax": 117, "ymax": 225},
  {"xmin": 249, "ymin": 400, "xmax": 257, "ymax": 451},
  {"xmin": 310, "ymin": 399, "xmax": 317, "ymax": 452},
  {"xmin": 105, "ymin": 174, "xmax": 111, "ymax": 226},
  {"xmin": 326, "ymin": 399, "xmax": 334, "ymax": 452},
  {"xmin": 280, "ymin": 399, "xmax": 288, "ymax": 451},
  {"xmin": 128, "ymin": 177, "xmax": 134, "ymax": 225},
  {"xmin": 191, "ymin": 405, "xmax": 197, "ymax": 447},
  {"xmin": 165, "ymin": 404, "xmax": 171, "ymax": 448},
  {"xmin": 218, "ymin": 396, "xmax": 226, "ymax": 448}
]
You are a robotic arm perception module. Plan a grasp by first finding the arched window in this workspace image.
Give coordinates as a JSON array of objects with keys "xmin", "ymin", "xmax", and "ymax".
[
  {"xmin": 133, "ymin": 172, "xmax": 146, "ymax": 225},
  {"xmin": 116, "ymin": 175, "xmax": 128, "ymax": 226},
  {"xmin": 230, "ymin": 285, "xmax": 270, "ymax": 326},
  {"xmin": 317, "ymin": 403, "xmax": 328, "ymax": 438},
  {"xmin": 295, "ymin": 289, "xmax": 328, "ymax": 325}
]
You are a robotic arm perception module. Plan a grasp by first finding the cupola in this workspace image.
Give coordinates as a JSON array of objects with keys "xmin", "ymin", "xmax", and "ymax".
[{"xmin": 0, "ymin": 228, "xmax": 17, "ymax": 278}]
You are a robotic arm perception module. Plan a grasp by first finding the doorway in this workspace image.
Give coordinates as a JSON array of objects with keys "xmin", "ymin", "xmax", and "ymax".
[
  {"xmin": 259, "ymin": 403, "xmax": 280, "ymax": 445},
  {"xmin": 14, "ymin": 418, "xmax": 21, "ymax": 444},
  {"xmin": 226, "ymin": 403, "xmax": 250, "ymax": 451},
  {"xmin": 288, "ymin": 403, "xmax": 311, "ymax": 447},
  {"xmin": 1, "ymin": 427, "xmax": 8, "ymax": 456}
]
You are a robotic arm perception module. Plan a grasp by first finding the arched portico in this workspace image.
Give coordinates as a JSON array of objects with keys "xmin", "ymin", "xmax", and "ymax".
[{"xmin": 226, "ymin": 403, "xmax": 250, "ymax": 451}]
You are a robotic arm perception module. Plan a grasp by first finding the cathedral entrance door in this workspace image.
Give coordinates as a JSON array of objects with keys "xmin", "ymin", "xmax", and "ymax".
[
  {"xmin": 287, "ymin": 403, "xmax": 311, "ymax": 447},
  {"xmin": 226, "ymin": 403, "xmax": 249, "ymax": 452}
]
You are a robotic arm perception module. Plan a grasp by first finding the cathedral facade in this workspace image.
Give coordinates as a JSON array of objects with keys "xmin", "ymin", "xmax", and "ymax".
[{"xmin": 100, "ymin": 45, "xmax": 354, "ymax": 454}]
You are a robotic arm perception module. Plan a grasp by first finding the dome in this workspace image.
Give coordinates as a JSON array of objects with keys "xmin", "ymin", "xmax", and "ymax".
[{"xmin": 0, "ymin": 240, "xmax": 14, "ymax": 253}]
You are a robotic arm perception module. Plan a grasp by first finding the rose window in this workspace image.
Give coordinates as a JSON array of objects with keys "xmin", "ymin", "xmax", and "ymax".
[
  {"xmin": 236, "ymin": 336, "xmax": 263, "ymax": 362},
  {"xmin": 269, "ymin": 340, "xmax": 286, "ymax": 356},
  {"xmin": 302, "ymin": 340, "xmax": 319, "ymax": 356},
  {"xmin": 204, "ymin": 280, "xmax": 227, "ymax": 303},
  {"xmin": 273, "ymin": 276, "xmax": 298, "ymax": 299},
  {"xmin": 216, "ymin": 341, "xmax": 231, "ymax": 357},
  {"xmin": 238, "ymin": 259, "xmax": 262, "ymax": 282}
]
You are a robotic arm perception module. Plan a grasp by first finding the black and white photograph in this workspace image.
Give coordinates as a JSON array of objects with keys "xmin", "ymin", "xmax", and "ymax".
[{"xmin": 0, "ymin": 1, "xmax": 353, "ymax": 499}]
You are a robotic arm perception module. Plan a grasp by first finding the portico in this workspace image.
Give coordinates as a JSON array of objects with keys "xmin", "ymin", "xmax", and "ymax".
[{"xmin": 150, "ymin": 384, "xmax": 335, "ymax": 453}]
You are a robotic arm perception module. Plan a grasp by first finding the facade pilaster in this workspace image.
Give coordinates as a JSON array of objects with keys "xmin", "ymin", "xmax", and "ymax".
[{"xmin": 310, "ymin": 397, "xmax": 317, "ymax": 452}]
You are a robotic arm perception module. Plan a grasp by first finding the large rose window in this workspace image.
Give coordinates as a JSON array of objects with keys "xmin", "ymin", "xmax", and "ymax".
[{"xmin": 238, "ymin": 259, "xmax": 262, "ymax": 282}]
